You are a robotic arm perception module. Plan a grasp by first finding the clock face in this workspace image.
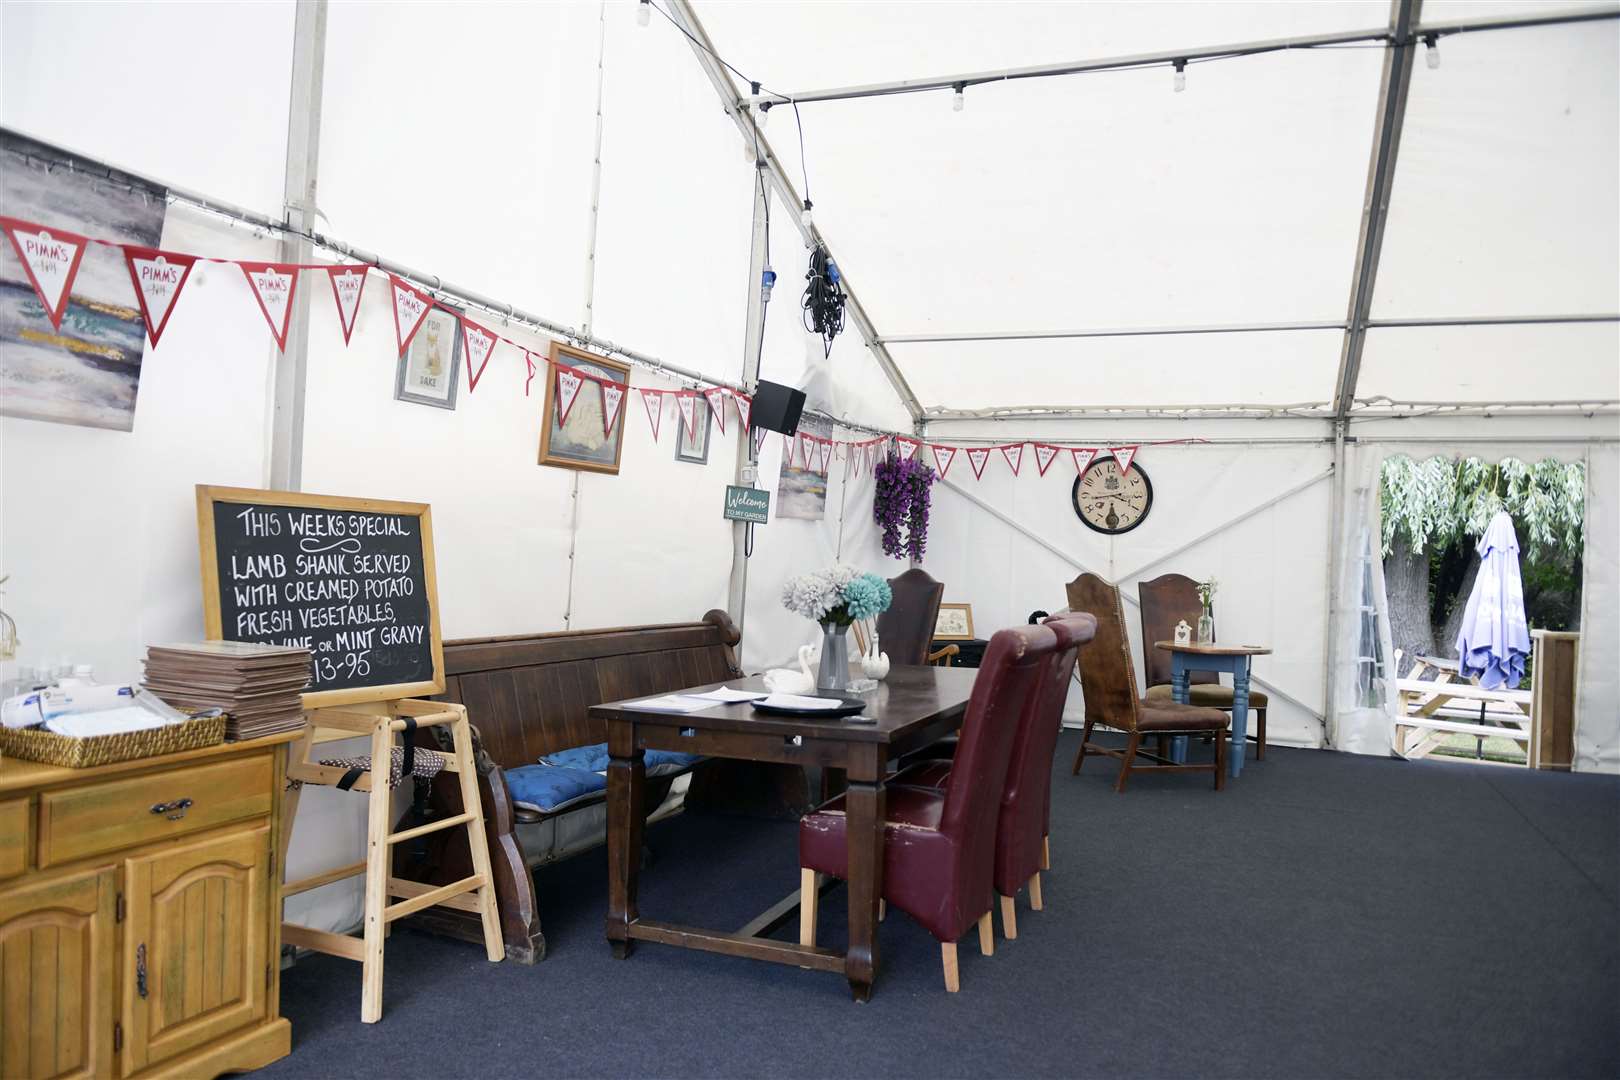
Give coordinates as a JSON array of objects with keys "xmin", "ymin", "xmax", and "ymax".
[{"xmin": 1072, "ymin": 457, "xmax": 1153, "ymax": 535}]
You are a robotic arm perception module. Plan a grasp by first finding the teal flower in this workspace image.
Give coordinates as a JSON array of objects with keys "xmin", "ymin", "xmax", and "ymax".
[{"xmin": 843, "ymin": 573, "xmax": 892, "ymax": 622}]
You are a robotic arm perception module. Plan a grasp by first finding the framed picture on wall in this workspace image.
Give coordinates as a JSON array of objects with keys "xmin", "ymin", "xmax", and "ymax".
[
  {"xmin": 934, "ymin": 603, "xmax": 975, "ymax": 640},
  {"xmin": 395, "ymin": 304, "xmax": 461, "ymax": 410},
  {"xmin": 538, "ymin": 341, "xmax": 630, "ymax": 475},
  {"xmin": 675, "ymin": 396, "xmax": 712, "ymax": 464}
]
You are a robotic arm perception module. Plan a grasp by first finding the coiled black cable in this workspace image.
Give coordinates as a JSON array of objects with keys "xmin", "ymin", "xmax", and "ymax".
[{"xmin": 802, "ymin": 243, "xmax": 845, "ymax": 358}]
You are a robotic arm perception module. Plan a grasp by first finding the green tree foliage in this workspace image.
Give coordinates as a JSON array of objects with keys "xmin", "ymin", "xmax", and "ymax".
[{"xmin": 1380, "ymin": 456, "xmax": 1585, "ymax": 561}]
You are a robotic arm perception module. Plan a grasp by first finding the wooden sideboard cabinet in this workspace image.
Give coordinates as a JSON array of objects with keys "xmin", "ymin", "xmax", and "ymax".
[{"xmin": 0, "ymin": 732, "xmax": 297, "ymax": 1079}]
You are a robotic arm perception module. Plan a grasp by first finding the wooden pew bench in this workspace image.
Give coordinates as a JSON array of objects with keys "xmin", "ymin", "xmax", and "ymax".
[{"xmin": 394, "ymin": 610, "xmax": 743, "ymax": 963}]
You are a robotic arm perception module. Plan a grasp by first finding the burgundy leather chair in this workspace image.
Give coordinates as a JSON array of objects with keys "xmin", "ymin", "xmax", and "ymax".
[
  {"xmin": 798, "ymin": 625, "xmax": 1057, "ymax": 993},
  {"xmin": 1067, "ymin": 573, "xmax": 1230, "ymax": 792},
  {"xmin": 1138, "ymin": 573, "xmax": 1268, "ymax": 758},
  {"xmin": 889, "ymin": 613, "xmax": 1095, "ymax": 940}
]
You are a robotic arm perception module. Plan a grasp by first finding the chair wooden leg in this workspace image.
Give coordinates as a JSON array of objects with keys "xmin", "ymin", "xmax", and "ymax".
[
  {"xmin": 1157, "ymin": 734, "xmax": 1170, "ymax": 760},
  {"xmin": 1028, "ymin": 872, "xmax": 1043, "ymax": 911},
  {"xmin": 1072, "ymin": 718, "xmax": 1095, "ymax": 774},
  {"xmin": 1041, "ymin": 834, "xmax": 1050, "ymax": 871},
  {"xmin": 1000, "ymin": 894, "xmax": 1018, "ymax": 940},
  {"xmin": 978, "ymin": 912, "xmax": 994, "ymax": 956},
  {"xmin": 799, "ymin": 868, "xmax": 819, "ymax": 947},
  {"xmin": 941, "ymin": 941, "xmax": 960, "ymax": 993},
  {"xmin": 1114, "ymin": 732, "xmax": 1141, "ymax": 794},
  {"xmin": 359, "ymin": 722, "xmax": 393, "ymax": 1024},
  {"xmin": 1256, "ymin": 707, "xmax": 1267, "ymax": 760},
  {"xmin": 1215, "ymin": 729, "xmax": 1227, "ymax": 792}
]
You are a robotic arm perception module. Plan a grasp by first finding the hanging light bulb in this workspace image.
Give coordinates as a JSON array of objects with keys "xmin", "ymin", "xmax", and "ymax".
[
  {"xmin": 1424, "ymin": 33, "xmax": 1440, "ymax": 70},
  {"xmin": 801, "ymin": 199, "xmax": 814, "ymax": 231},
  {"xmin": 636, "ymin": 0, "xmax": 650, "ymax": 27},
  {"xmin": 952, "ymin": 82, "xmax": 965, "ymax": 112},
  {"xmin": 757, "ymin": 101, "xmax": 771, "ymax": 132},
  {"xmin": 1173, "ymin": 59, "xmax": 1187, "ymax": 93}
]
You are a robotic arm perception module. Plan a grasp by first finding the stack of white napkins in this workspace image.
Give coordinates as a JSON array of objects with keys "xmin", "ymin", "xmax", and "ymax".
[
  {"xmin": 689, "ymin": 687, "xmax": 770, "ymax": 703},
  {"xmin": 758, "ymin": 693, "xmax": 843, "ymax": 710},
  {"xmin": 624, "ymin": 695, "xmax": 715, "ymax": 714}
]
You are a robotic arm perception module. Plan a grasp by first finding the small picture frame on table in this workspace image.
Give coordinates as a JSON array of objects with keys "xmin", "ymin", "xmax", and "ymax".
[
  {"xmin": 934, "ymin": 603, "xmax": 975, "ymax": 640},
  {"xmin": 538, "ymin": 342, "xmax": 631, "ymax": 475},
  {"xmin": 675, "ymin": 396, "xmax": 712, "ymax": 464},
  {"xmin": 395, "ymin": 305, "xmax": 461, "ymax": 410}
]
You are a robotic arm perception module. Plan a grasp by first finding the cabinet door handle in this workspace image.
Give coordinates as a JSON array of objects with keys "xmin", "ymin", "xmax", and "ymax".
[
  {"xmin": 149, "ymin": 798, "xmax": 193, "ymax": 820},
  {"xmin": 136, "ymin": 943, "xmax": 147, "ymax": 999}
]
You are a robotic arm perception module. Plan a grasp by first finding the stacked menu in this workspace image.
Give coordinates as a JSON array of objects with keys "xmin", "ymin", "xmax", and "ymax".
[{"xmin": 143, "ymin": 642, "xmax": 311, "ymax": 741}]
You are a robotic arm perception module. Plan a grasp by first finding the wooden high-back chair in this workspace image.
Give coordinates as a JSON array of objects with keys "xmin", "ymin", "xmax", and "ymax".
[
  {"xmin": 852, "ymin": 568, "xmax": 960, "ymax": 667},
  {"xmin": 1065, "ymin": 573, "xmax": 1229, "ymax": 793}
]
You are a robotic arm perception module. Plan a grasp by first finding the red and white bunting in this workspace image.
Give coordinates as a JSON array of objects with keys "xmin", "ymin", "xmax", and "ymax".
[
  {"xmin": 461, "ymin": 316, "xmax": 496, "ymax": 393},
  {"xmin": 967, "ymin": 447, "xmax": 992, "ymax": 480},
  {"xmin": 931, "ymin": 444, "xmax": 958, "ymax": 478},
  {"xmin": 639, "ymin": 388, "xmax": 664, "ymax": 441},
  {"xmin": 556, "ymin": 365, "xmax": 584, "ymax": 426},
  {"xmin": 702, "ymin": 386, "xmax": 729, "ymax": 435},
  {"xmin": 601, "ymin": 381, "xmax": 625, "ymax": 436},
  {"xmin": 1001, "ymin": 442, "xmax": 1025, "ymax": 476},
  {"xmin": 1033, "ymin": 443, "xmax": 1061, "ymax": 476},
  {"xmin": 324, "ymin": 265, "xmax": 368, "ymax": 346},
  {"xmin": 782, "ymin": 432, "xmax": 794, "ymax": 460},
  {"xmin": 752, "ymin": 425, "xmax": 767, "ymax": 454},
  {"xmin": 797, "ymin": 432, "xmax": 814, "ymax": 469},
  {"xmin": 1070, "ymin": 446, "xmax": 1098, "ymax": 475},
  {"xmin": 1110, "ymin": 445, "xmax": 1140, "ymax": 475},
  {"xmin": 734, "ymin": 392, "xmax": 752, "ymax": 431},
  {"xmin": 675, "ymin": 391, "xmax": 698, "ymax": 440},
  {"xmin": 524, "ymin": 351, "xmax": 537, "ymax": 397},
  {"xmin": 122, "ymin": 246, "xmax": 197, "ymax": 346},
  {"xmin": 896, "ymin": 437, "xmax": 921, "ymax": 463},
  {"xmin": 238, "ymin": 262, "xmax": 301, "ymax": 351},
  {"xmin": 0, "ymin": 217, "xmax": 88, "ymax": 331},
  {"xmin": 388, "ymin": 275, "xmax": 433, "ymax": 354},
  {"xmin": 817, "ymin": 437, "xmax": 832, "ymax": 474}
]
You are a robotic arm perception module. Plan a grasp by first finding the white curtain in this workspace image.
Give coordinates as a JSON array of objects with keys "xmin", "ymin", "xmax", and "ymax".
[{"xmin": 1328, "ymin": 442, "xmax": 1398, "ymax": 756}]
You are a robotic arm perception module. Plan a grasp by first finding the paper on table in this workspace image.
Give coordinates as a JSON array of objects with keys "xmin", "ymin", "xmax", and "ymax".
[
  {"xmin": 759, "ymin": 693, "xmax": 843, "ymax": 711},
  {"xmin": 45, "ymin": 706, "xmax": 175, "ymax": 737},
  {"xmin": 623, "ymin": 694, "xmax": 714, "ymax": 714},
  {"xmin": 689, "ymin": 686, "xmax": 771, "ymax": 703}
]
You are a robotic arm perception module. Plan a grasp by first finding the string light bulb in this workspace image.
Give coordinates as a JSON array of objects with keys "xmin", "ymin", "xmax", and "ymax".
[
  {"xmin": 1424, "ymin": 33, "xmax": 1440, "ymax": 69},
  {"xmin": 1173, "ymin": 59, "xmax": 1187, "ymax": 93},
  {"xmin": 636, "ymin": 0, "xmax": 650, "ymax": 28},
  {"xmin": 801, "ymin": 199, "xmax": 814, "ymax": 231},
  {"xmin": 952, "ymin": 82, "xmax": 965, "ymax": 112}
]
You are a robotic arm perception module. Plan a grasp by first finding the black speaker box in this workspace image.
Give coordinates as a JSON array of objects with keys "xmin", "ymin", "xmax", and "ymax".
[{"xmin": 749, "ymin": 380, "xmax": 806, "ymax": 435}]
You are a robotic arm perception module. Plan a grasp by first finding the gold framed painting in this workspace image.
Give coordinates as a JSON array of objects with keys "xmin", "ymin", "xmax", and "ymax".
[
  {"xmin": 538, "ymin": 341, "xmax": 631, "ymax": 475},
  {"xmin": 934, "ymin": 603, "xmax": 975, "ymax": 641}
]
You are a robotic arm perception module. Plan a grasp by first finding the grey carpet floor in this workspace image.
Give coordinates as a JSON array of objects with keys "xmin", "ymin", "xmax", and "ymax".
[{"xmin": 256, "ymin": 733, "xmax": 1620, "ymax": 1079}]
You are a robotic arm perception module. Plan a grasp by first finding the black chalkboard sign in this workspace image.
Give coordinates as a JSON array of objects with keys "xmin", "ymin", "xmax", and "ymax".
[{"xmin": 196, "ymin": 486, "xmax": 444, "ymax": 707}]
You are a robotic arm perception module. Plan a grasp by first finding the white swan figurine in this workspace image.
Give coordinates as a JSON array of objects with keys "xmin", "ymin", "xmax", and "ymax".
[
  {"xmin": 860, "ymin": 622, "xmax": 891, "ymax": 680},
  {"xmin": 763, "ymin": 644, "xmax": 818, "ymax": 695}
]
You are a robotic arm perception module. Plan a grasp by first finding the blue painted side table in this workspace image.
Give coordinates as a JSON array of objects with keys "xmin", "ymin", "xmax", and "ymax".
[{"xmin": 1153, "ymin": 641, "xmax": 1271, "ymax": 779}]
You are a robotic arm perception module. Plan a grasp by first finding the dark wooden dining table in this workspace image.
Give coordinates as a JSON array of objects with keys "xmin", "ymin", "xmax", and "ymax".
[{"xmin": 592, "ymin": 664, "xmax": 978, "ymax": 1001}]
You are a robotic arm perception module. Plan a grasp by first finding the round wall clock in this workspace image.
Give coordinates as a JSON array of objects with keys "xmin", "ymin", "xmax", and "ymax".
[{"xmin": 1072, "ymin": 456, "xmax": 1153, "ymax": 535}]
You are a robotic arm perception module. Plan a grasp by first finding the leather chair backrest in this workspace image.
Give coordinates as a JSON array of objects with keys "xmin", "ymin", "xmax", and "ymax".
[
  {"xmin": 876, "ymin": 568, "xmax": 946, "ymax": 667},
  {"xmin": 1137, "ymin": 573, "xmax": 1216, "ymax": 688},
  {"xmin": 992, "ymin": 613, "xmax": 1095, "ymax": 897},
  {"xmin": 1066, "ymin": 573, "xmax": 1142, "ymax": 733}
]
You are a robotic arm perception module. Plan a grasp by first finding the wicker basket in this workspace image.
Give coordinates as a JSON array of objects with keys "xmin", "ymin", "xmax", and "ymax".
[{"xmin": 0, "ymin": 715, "xmax": 226, "ymax": 769}]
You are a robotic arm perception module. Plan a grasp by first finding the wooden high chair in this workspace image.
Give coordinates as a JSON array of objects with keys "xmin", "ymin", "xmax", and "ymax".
[{"xmin": 280, "ymin": 698, "xmax": 501, "ymax": 1023}]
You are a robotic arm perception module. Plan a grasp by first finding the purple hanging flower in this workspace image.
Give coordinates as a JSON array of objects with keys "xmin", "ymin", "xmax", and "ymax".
[{"xmin": 873, "ymin": 453, "xmax": 935, "ymax": 562}]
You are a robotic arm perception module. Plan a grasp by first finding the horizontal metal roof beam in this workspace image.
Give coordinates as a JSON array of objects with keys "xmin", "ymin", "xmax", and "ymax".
[
  {"xmin": 770, "ymin": 6, "xmax": 1618, "ymax": 107},
  {"xmin": 877, "ymin": 313, "xmax": 1620, "ymax": 345},
  {"xmin": 1365, "ymin": 313, "xmax": 1620, "ymax": 329}
]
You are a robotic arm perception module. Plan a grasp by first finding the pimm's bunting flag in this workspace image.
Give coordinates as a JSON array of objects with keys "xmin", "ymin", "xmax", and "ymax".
[
  {"xmin": 967, "ymin": 447, "xmax": 991, "ymax": 480},
  {"xmin": 1001, "ymin": 442, "xmax": 1025, "ymax": 476},
  {"xmin": 325, "ymin": 265, "xmax": 368, "ymax": 345},
  {"xmin": 556, "ymin": 365, "xmax": 584, "ymax": 426},
  {"xmin": 752, "ymin": 425, "xmax": 767, "ymax": 455},
  {"xmin": 675, "ymin": 391, "xmax": 698, "ymax": 440},
  {"xmin": 896, "ymin": 437, "xmax": 921, "ymax": 463},
  {"xmin": 782, "ymin": 432, "xmax": 794, "ymax": 460},
  {"xmin": 122, "ymin": 246, "xmax": 198, "ymax": 346},
  {"xmin": 239, "ymin": 262, "xmax": 302, "ymax": 351},
  {"xmin": 601, "ymin": 381, "xmax": 625, "ymax": 436},
  {"xmin": 639, "ymin": 388, "xmax": 664, "ymax": 441},
  {"xmin": 734, "ymin": 392, "xmax": 752, "ymax": 431},
  {"xmin": 1070, "ymin": 446, "xmax": 1098, "ymax": 475},
  {"xmin": 1034, "ymin": 443, "xmax": 1061, "ymax": 476},
  {"xmin": 703, "ymin": 386, "xmax": 729, "ymax": 435},
  {"xmin": 461, "ymin": 315, "xmax": 496, "ymax": 393},
  {"xmin": 931, "ymin": 443, "xmax": 957, "ymax": 478},
  {"xmin": 1111, "ymin": 445, "xmax": 1139, "ymax": 475},
  {"xmin": 0, "ymin": 217, "xmax": 88, "ymax": 331},
  {"xmin": 817, "ymin": 437, "xmax": 832, "ymax": 475},
  {"xmin": 388, "ymin": 274, "xmax": 433, "ymax": 354}
]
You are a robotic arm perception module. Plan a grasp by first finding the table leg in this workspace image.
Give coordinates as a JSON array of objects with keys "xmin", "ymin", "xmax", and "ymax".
[
  {"xmin": 605, "ymin": 727, "xmax": 645, "ymax": 959},
  {"xmin": 843, "ymin": 748, "xmax": 885, "ymax": 1002},
  {"xmin": 1230, "ymin": 659, "xmax": 1250, "ymax": 778},
  {"xmin": 1169, "ymin": 654, "xmax": 1190, "ymax": 763}
]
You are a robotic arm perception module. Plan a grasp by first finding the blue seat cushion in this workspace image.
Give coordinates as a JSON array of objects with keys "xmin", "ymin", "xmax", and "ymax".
[
  {"xmin": 504, "ymin": 764, "xmax": 607, "ymax": 814},
  {"xmin": 541, "ymin": 742, "xmax": 701, "ymax": 777}
]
